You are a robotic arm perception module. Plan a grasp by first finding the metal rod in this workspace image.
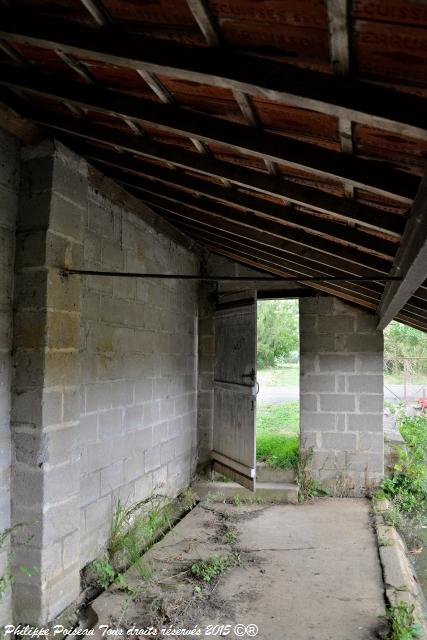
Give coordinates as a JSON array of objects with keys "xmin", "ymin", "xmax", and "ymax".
[{"xmin": 63, "ymin": 269, "xmax": 402, "ymax": 283}]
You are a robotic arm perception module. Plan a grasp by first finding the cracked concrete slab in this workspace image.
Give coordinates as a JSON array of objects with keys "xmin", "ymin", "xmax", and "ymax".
[{"xmin": 88, "ymin": 498, "xmax": 385, "ymax": 640}]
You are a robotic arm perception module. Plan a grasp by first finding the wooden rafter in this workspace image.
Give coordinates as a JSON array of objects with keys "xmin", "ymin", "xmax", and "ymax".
[
  {"xmin": 130, "ymin": 187, "xmax": 392, "ymax": 273},
  {"xmin": 79, "ymin": 0, "xmax": 111, "ymax": 26},
  {"xmin": 326, "ymin": 0, "xmax": 354, "ymax": 199},
  {"xmin": 32, "ymin": 119, "xmax": 406, "ymax": 237},
  {"xmin": 0, "ymin": 12, "xmax": 426, "ymax": 141},
  {"xmin": 83, "ymin": 144, "xmax": 404, "ymax": 237},
  {"xmin": 0, "ymin": 66, "xmax": 419, "ymax": 201},
  {"xmin": 96, "ymin": 161, "xmax": 398, "ymax": 258},
  {"xmin": 186, "ymin": 0, "xmax": 221, "ymax": 47},
  {"xmin": 377, "ymin": 174, "xmax": 427, "ymax": 330}
]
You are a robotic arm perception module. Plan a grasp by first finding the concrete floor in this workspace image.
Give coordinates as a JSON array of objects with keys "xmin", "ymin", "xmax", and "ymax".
[
  {"xmin": 90, "ymin": 499, "xmax": 385, "ymax": 639},
  {"xmin": 200, "ymin": 499, "xmax": 385, "ymax": 640}
]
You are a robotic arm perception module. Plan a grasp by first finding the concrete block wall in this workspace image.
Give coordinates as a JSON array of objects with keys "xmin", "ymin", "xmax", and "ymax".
[
  {"xmin": 79, "ymin": 174, "xmax": 200, "ymax": 567},
  {"xmin": 197, "ymin": 284, "xmax": 215, "ymax": 465},
  {"xmin": 0, "ymin": 129, "xmax": 20, "ymax": 625},
  {"xmin": 300, "ymin": 296, "xmax": 384, "ymax": 493},
  {"xmin": 11, "ymin": 142, "xmax": 84, "ymax": 623}
]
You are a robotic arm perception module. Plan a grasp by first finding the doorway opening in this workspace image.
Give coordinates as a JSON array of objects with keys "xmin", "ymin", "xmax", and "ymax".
[{"xmin": 256, "ymin": 299, "xmax": 300, "ymax": 471}]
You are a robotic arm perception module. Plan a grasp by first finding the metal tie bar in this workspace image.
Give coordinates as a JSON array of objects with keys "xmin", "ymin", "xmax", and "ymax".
[{"xmin": 63, "ymin": 269, "xmax": 402, "ymax": 283}]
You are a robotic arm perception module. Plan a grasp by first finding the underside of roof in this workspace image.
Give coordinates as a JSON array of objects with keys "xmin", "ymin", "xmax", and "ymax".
[{"xmin": 0, "ymin": 0, "xmax": 426, "ymax": 330}]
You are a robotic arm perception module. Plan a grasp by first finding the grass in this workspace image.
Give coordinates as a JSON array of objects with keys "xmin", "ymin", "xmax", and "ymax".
[
  {"xmin": 256, "ymin": 401, "xmax": 299, "ymax": 469},
  {"xmin": 257, "ymin": 402, "xmax": 299, "ymax": 435},
  {"xmin": 257, "ymin": 364, "xmax": 299, "ymax": 387}
]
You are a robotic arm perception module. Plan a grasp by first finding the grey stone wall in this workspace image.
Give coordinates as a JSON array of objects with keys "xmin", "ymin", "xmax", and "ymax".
[
  {"xmin": 11, "ymin": 142, "xmax": 84, "ymax": 623},
  {"xmin": 79, "ymin": 175, "xmax": 200, "ymax": 568},
  {"xmin": 197, "ymin": 285, "xmax": 215, "ymax": 466},
  {"xmin": 0, "ymin": 129, "xmax": 20, "ymax": 626},
  {"xmin": 300, "ymin": 296, "xmax": 384, "ymax": 493}
]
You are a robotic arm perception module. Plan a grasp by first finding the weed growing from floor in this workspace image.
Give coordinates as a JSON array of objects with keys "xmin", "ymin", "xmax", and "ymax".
[
  {"xmin": 91, "ymin": 488, "xmax": 198, "ymax": 592},
  {"xmin": 191, "ymin": 553, "xmax": 241, "ymax": 583},
  {"xmin": 385, "ymin": 601, "xmax": 422, "ymax": 639},
  {"xmin": 295, "ymin": 448, "xmax": 329, "ymax": 503},
  {"xmin": 376, "ymin": 414, "xmax": 427, "ymax": 549}
]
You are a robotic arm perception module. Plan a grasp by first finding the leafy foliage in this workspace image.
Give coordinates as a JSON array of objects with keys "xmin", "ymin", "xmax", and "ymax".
[
  {"xmin": 257, "ymin": 300, "xmax": 299, "ymax": 368},
  {"xmin": 384, "ymin": 321, "xmax": 427, "ymax": 375},
  {"xmin": 380, "ymin": 415, "xmax": 427, "ymax": 512},
  {"xmin": 385, "ymin": 601, "xmax": 423, "ymax": 640},
  {"xmin": 379, "ymin": 414, "xmax": 427, "ymax": 548},
  {"xmin": 191, "ymin": 553, "xmax": 241, "ymax": 583}
]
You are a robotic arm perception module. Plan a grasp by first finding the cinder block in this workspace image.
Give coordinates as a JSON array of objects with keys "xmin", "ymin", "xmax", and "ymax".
[
  {"xmin": 85, "ymin": 494, "xmax": 112, "ymax": 534},
  {"xmin": 111, "ymin": 380, "xmax": 134, "ymax": 408},
  {"xmin": 50, "ymin": 193, "xmax": 84, "ymax": 242},
  {"xmin": 300, "ymin": 411, "xmax": 336, "ymax": 431},
  {"xmin": 44, "ymin": 351, "xmax": 80, "ymax": 387},
  {"xmin": 319, "ymin": 355, "xmax": 355, "ymax": 372},
  {"xmin": 318, "ymin": 315, "xmax": 354, "ymax": 334},
  {"xmin": 356, "ymin": 314, "xmax": 378, "ymax": 332},
  {"xmin": 300, "ymin": 393, "xmax": 318, "ymax": 411},
  {"xmin": 346, "ymin": 452, "xmax": 384, "ymax": 473},
  {"xmin": 358, "ymin": 394, "xmax": 383, "ymax": 412},
  {"xmin": 356, "ymin": 353, "xmax": 383, "ymax": 373},
  {"xmin": 124, "ymin": 405, "xmax": 143, "ymax": 432},
  {"xmin": 13, "ymin": 431, "xmax": 48, "ymax": 466},
  {"xmin": 100, "ymin": 460, "xmax": 124, "ymax": 496},
  {"xmin": 300, "ymin": 297, "xmax": 334, "ymax": 315},
  {"xmin": 320, "ymin": 394, "xmax": 355, "ymax": 412},
  {"xmin": 62, "ymin": 529, "xmax": 80, "ymax": 571},
  {"xmin": 358, "ymin": 431, "xmax": 384, "ymax": 452},
  {"xmin": 135, "ymin": 472, "xmax": 153, "ymax": 498},
  {"xmin": 44, "ymin": 462, "xmax": 79, "ymax": 505},
  {"xmin": 301, "ymin": 374, "xmax": 336, "ymax": 392},
  {"xmin": 144, "ymin": 445, "xmax": 161, "ymax": 472},
  {"xmin": 336, "ymin": 332, "xmax": 383, "ymax": 353},
  {"xmin": 347, "ymin": 375, "xmax": 383, "ymax": 393},
  {"xmin": 300, "ymin": 333, "xmax": 335, "ymax": 353},
  {"xmin": 98, "ymin": 408, "xmax": 124, "ymax": 439},
  {"xmin": 321, "ymin": 431, "xmax": 357, "ymax": 451},
  {"xmin": 102, "ymin": 238, "xmax": 124, "ymax": 271},
  {"xmin": 43, "ymin": 495, "xmax": 80, "ymax": 544},
  {"xmin": 348, "ymin": 414, "xmax": 382, "ymax": 432},
  {"xmin": 80, "ymin": 414, "xmax": 98, "ymax": 445},
  {"xmin": 134, "ymin": 379, "xmax": 153, "ymax": 404},
  {"xmin": 80, "ymin": 471, "xmax": 100, "ymax": 507},
  {"xmin": 85, "ymin": 382, "xmax": 113, "ymax": 413}
]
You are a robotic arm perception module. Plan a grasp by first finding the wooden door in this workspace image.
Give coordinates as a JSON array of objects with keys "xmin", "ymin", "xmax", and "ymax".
[{"xmin": 212, "ymin": 292, "xmax": 257, "ymax": 490}]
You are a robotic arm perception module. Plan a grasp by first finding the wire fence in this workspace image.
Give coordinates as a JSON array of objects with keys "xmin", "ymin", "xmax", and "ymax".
[{"xmin": 384, "ymin": 357, "xmax": 427, "ymax": 405}]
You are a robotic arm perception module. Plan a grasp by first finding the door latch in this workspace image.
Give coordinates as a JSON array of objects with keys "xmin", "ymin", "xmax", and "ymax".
[{"xmin": 242, "ymin": 367, "xmax": 256, "ymax": 382}]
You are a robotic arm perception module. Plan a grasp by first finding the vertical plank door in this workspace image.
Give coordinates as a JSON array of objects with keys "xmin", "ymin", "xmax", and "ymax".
[{"xmin": 212, "ymin": 291, "xmax": 257, "ymax": 490}]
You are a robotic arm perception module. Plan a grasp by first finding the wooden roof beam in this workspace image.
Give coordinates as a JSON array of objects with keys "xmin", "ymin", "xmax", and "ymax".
[
  {"xmin": 25, "ymin": 113, "xmax": 405, "ymax": 236},
  {"xmin": 79, "ymin": 0, "xmax": 111, "ymax": 27},
  {"xmin": 377, "ymin": 174, "xmax": 427, "ymax": 330},
  {"xmin": 131, "ymin": 186, "xmax": 392, "ymax": 274},
  {"xmin": 0, "ymin": 66, "xmax": 419, "ymax": 202},
  {"xmin": 98, "ymin": 161, "xmax": 397, "ymax": 258},
  {"xmin": 0, "ymin": 11, "xmax": 426, "ymax": 141},
  {"xmin": 84, "ymin": 145, "xmax": 403, "ymax": 238},
  {"xmin": 129, "ymin": 181, "xmax": 396, "ymax": 265},
  {"xmin": 186, "ymin": 0, "xmax": 221, "ymax": 47}
]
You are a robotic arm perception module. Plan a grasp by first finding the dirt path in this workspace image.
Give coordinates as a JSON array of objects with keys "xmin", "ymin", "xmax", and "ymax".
[{"xmin": 88, "ymin": 499, "xmax": 385, "ymax": 640}]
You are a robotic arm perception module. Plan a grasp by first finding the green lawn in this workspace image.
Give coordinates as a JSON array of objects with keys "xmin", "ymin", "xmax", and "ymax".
[
  {"xmin": 257, "ymin": 365, "xmax": 299, "ymax": 387},
  {"xmin": 256, "ymin": 401, "xmax": 299, "ymax": 469}
]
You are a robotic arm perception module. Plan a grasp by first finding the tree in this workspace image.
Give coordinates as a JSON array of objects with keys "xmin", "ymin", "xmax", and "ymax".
[
  {"xmin": 384, "ymin": 321, "xmax": 427, "ymax": 374},
  {"xmin": 257, "ymin": 299, "xmax": 299, "ymax": 368}
]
